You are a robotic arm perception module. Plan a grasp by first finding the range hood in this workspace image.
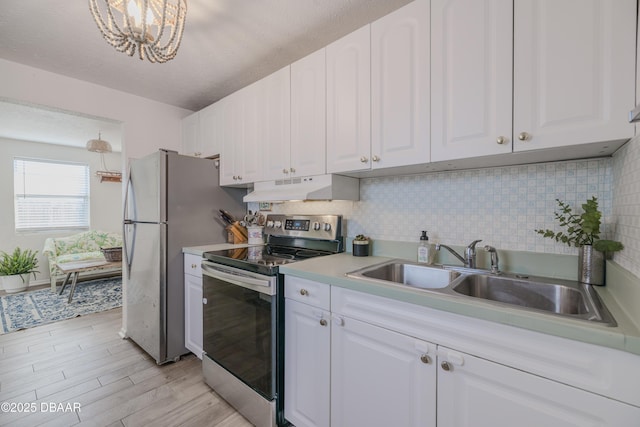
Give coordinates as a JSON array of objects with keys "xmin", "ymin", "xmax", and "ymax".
[{"xmin": 243, "ymin": 174, "xmax": 360, "ymax": 202}]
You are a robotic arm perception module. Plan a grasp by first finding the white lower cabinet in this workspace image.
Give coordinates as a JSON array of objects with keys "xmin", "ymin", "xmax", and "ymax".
[
  {"xmin": 283, "ymin": 276, "xmax": 640, "ymax": 427},
  {"xmin": 284, "ymin": 298, "xmax": 331, "ymax": 427},
  {"xmin": 183, "ymin": 254, "xmax": 203, "ymax": 359},
  {"xmin": 331, "ymin": 315, "xmax": 436, "ymax": 427},
  {"xmin": 437, "ymin": 346, "xmax": 640, "ymax": 427}
]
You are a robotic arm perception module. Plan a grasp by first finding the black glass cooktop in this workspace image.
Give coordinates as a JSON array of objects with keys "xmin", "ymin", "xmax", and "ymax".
[{"xmin": 203, "ymin": 245, "xmax": 334, "ymax": 276}]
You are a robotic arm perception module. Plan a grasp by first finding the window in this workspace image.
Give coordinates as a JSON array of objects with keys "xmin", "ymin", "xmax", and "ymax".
[{"xmin": 14, "ymin": 158, "xmax": 90, "ymax": 231}]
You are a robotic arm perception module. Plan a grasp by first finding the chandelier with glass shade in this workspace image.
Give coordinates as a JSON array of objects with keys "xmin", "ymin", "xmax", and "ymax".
[{"xmin": 89, "ymin": 0, "xmax": 187, "ymax": 63}]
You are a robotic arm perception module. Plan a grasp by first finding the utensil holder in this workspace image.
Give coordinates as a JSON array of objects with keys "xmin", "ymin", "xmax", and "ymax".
[{"xmin": 247, "ymin": 226, "xmax": 264, "ymax": 245}]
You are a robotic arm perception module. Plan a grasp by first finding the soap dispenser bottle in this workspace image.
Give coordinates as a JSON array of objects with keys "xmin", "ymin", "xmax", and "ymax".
[{"xmin": 417, "ymin": 231, "xmax": 432, "ymax": 264}]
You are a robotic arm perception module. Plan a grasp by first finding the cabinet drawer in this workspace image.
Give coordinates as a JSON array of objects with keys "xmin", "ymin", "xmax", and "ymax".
[
  {"xmin": 285, "ymin": 276, "xmax": 330, "ymax": 310},
  {"xmin": 184, "ymin": 253, "xmax": 202, "ymax": 277}
]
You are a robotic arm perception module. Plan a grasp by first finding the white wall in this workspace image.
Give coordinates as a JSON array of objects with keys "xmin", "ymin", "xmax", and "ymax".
[
  {"xmin": 0, "ymin": 58, "xmax": 192, "ymax": 332},
  {"xmin": 0, "ymin": 137, "xmax": 122, "ymax": 285},
  {"xmin": 0, "ymin": 59, "xmax": 192, "ymax": 164}
]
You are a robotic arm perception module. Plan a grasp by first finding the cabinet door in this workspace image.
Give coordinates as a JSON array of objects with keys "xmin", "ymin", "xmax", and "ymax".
[
  {"xmin": 513, "ymin": 0, "xmax": 635, "ymax": 152},
  {"xmin": 291, "ymin": 48, "xmax": 327, "ymax": 177},
  {"xmin": 284, "ymin": 299, "xmax": 330, "ymax": 427},
  {"xmin": 184, "ymin": 273, "xmax": 203, "ymax": 359},
  {"xmin": 437, "ymin": 346, "xmax": 640, "ymax": 427},
  {"xmin": 181, "ymin": 112, "xmax": 201, "ymax": 157},
  {"xmin": 371, "ymin": 0, "xmax": 430, "ymax": 169},
  {"xmin": 219, "ymin": 96, "xmax": 242, "ymax": 186},
  {"xmin": 326, "ymin": 25, "xmax": 371, "ymax": 174},
  {"xmin": 431, "ymin": 0, "xmax": 513, "ymax": 161},
  {"xmin": 331, "ymin": 315, "xmax": 436, "ymax": 427},
  {"xmin": 261, "ymin": 66, "xmax": 292, "ymax": 182},
  {"xmin": 198, "ymin": 103, "xmax": 221, "ymax": 158},
  {"xmin": 241, "ymin": 81, "xmax": 263, "ymax": 184}
]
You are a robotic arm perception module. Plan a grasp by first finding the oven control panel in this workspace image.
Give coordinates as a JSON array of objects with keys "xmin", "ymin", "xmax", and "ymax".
[{"xmin": 264, "ymin": 214, "xmax": 342, "ymax": 240}]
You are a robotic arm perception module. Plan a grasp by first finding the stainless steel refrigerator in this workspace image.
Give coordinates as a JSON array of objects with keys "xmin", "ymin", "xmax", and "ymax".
[{"xmin": 123, "ymin": 149, "xmax": 245, "ymax": 364}]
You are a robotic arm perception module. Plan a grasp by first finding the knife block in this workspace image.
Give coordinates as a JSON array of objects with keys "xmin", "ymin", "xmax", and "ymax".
[{"xmin": 226, "ymin": 223, "xmax": 248, "ymax": 244}]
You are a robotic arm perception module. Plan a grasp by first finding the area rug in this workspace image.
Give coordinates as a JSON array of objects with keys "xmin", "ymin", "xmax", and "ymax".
[{"xmin": 0, "ymin": 277, "xmax": 122, "ymax": 334}]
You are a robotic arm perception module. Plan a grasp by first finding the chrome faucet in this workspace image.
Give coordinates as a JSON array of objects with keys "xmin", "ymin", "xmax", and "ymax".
[
  {"xmin": 484, "ymin": 245, "xmax": 500, "ymax": 274},
  {"xmin": 435, "ymin": 240, "xmax": 482, "ymax": 269}
]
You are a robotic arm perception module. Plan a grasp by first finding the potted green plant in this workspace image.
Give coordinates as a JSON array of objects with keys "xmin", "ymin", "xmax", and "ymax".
[
  {"xmin": 535, "ymin": 197, "xmax": 623, "ymax": 285},
  {"xmin": 0, "ymin": 247, "xmax": 39, "ymax": 293},
  {"xmin": 352, "ymin": 234, "xmax": 370, "ymax": 257}
]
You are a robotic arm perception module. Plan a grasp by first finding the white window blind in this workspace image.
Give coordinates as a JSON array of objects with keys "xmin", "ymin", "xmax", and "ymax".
[{"xmin": 14, "ymin": 158, "xmax": 90, "ymax": 231}]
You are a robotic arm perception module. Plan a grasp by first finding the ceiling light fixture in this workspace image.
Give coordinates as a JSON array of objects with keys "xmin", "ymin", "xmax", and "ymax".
[
  {"xmin": 89, "ymin": 0, "xmax": 187, "ymax": 63},
  {"xmin": 86, "ymin": 133, "xmax": 113, "ymax": 153}
]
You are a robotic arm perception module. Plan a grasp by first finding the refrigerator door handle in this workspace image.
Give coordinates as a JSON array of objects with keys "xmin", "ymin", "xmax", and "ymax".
[
  {"xmin": 123, "ymin": 222, "xmax": 135, "ymax": 280},
  {"xmin": 123, "ymin": 165, "xmax": 133, "ymax": 279}
]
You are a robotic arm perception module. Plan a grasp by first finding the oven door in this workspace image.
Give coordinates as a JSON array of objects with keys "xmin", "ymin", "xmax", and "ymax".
[{"xmin": 201, "ymin": 261, "xmax": 277, "ymax": 400}]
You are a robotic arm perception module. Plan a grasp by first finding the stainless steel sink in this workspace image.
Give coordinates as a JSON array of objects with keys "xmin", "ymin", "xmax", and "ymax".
[
  {"xmin": 346, "ymin": 260, "xmax": 616, "ymax": 326},
  {"xmin": 448, "ymin": 273, "xmax": 616, "ymax": 325},
  {"xmin": 346, "ymin": 260, "xmax": 460, "ymax": 289}
]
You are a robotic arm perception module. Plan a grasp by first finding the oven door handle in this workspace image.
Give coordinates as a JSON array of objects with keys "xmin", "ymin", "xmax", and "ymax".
[{"xmin": 202, "ymin": 262, "xmax": 276, "ymax": 296}]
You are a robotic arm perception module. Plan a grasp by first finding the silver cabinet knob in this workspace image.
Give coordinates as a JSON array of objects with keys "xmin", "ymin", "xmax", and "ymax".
[
  {"xmin": 232, "ymin": 175, "xmax": 237, "ymax": 180},
  {"xmin": 194, "ymin": 152, "xmax": 202, "ymax": 157},
  {"xmin": 191, "ymin": 264, "xmax": 197, "ymax": 269},
  {"xmin": 299, "ymin": 289, "xmax": 308, "ymax": 296},
  {"xmin": 360, "ymin": 156, "xmax": 368, "ymax": 163},
  {"xmin": 237, "ymin": 175, "xmax": 242, "ymax": 180},
  {"xmin": 283, "ymin": 168, "xmax": 289, "ymax": 174},
  {"xmin": 496, "ymin": 136, "xmax": 506, "ymax": 145},
  {"xmin": 372, "ymin": 155, "xmax": 380, "ymax": 162},
  {"xmin": 202, "ymin": 298, "xmax": 208, "ymax": 305},
  {"xmin": 518, "ymin": 132, "xmax": 530, "ymax": 141},
  {"xmin": 420, "ymin": 354, "xmax": 432, "ymax": 364},
  {"xmin": 319, "ymin": 319, "xmax": 327, "ymax": 326},
  {"xmin": 441, "ymin": 361, "xmax": 452, "ymax": 371},
  {"xmin": 290, "ymin": 167, "xmax": 296, "ymax": 173}
]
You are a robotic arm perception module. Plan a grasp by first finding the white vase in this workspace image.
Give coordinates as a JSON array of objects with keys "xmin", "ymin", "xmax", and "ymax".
[{"xmin": 1, "ymin": 273, "xmax": 31, "ymax": 293}]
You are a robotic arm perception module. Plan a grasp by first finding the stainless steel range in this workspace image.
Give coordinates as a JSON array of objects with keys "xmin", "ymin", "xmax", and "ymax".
[{"xmin": 201, "ymin": 214, "xmax": 343, "ymax": 427}]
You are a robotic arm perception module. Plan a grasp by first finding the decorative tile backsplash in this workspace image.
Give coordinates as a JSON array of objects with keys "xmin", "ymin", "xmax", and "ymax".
[
  {"xmin": 612, "ymin": 134, "xmax": 640, "ymax": 279},
  {"xmin": 257, "ymin": 140, "xmax": 638, "ymax": 278}
]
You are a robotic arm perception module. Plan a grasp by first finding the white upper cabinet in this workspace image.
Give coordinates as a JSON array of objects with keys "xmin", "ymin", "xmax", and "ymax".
[
  {"xmin": 431, "ymin": 0, "xmax": 636, "ymax": 161},
  {"xmin": 181, "ymin": 112, "xmax": 201, "ymax": 157},
  {"xmin": 371, "ymin": 0, "xmax": 430, "ymax": 169},
  {"xmin": 198, "ymin": 102, "xmax": 222, "ymax": 159},
  {"xmin": 219, "ymin": 83, "xmax": 262, "ymax": 187},
  {"xmin": 291, "ymin": 48, "xmax": 327, "ymax": 177},
  {"xmin": 241, "ymin": 80, "xmax": 263, "ymax": 183},
  {"xmin": 182, "ymin": 106, "xmax": 221, "ymax": 159},
  {"xmin": 326, "ymin": 25, "xmax": 372, "ymax": 174},
  {"xmin": 431, "ymin": 0, "xmax": 514, "ymax": 162},
  {"xmin": 219, "ymin": 96, "xmax": 242, "ymax": 186},
  {"xmin": 261, "ymin": 66, "xmax": 292, "ymax": 182},
  {"xmin": 513, "ymin": 0, "xmax": 636, "ymax": 152}
]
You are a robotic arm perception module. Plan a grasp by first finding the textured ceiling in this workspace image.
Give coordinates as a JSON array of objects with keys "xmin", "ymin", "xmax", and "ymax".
[{"xmin": 0, "ymin": 0, "xmax": 412, "ymax": 112}]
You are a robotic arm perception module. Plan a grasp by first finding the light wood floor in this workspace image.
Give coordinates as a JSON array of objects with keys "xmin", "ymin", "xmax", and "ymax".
[{"xmin": 0, "ymin": 308, "xmax": 252, "ymax": 427}]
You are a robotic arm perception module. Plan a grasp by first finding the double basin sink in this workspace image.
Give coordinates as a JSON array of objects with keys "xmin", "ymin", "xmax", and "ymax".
[{"xmin": 346, "ymin": 260, "xmax": 616, "ymax": 326}]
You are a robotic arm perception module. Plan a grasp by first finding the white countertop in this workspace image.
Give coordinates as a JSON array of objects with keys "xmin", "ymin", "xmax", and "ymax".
[{"xmin": 182, "ymin": 243, "xmax": 263, "ymax": 256}]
